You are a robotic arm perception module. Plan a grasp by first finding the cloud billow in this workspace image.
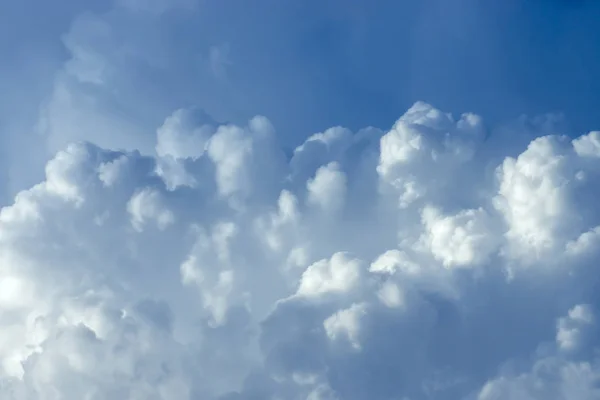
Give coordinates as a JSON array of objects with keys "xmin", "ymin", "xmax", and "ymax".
[{"xmin": 0, "ymin": 102, "xmax": 599, "ymax": 399}]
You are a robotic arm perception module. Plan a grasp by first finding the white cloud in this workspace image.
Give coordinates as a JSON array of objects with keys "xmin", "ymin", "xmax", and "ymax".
[
  {"xmin": 377, "ymin": 102, "xmax": 485, "ymax": 209},
  {"xmin": 297, "ymin": 253, "xmax": 362, "ymax": 298},
  {"xmin": 369, "ymin": 249, "xmax": 420, "ymax": 275},
  {"xmin": 493, "ymin": 133, "xmax": 600, "ymax": 262},
  {"xmin": 477, "ymin": 305, "xmax": 600, "ymax": 400},
  {"xmin": 376, "ymin": 281, "xmax": 405, "ymax": 309},
  {"xmin": 1, "ymin": 102, "xmax": 600, "ymax": 399},
  {"xmin": 556, "ymin": 304, "xmax": 595, "ymax": 352},
  {"xmin": 573, "ymin": 131, "xmax": 600, "ymax": 158},
  {"xmin": 419, "ymin": 206, "xmax": 499, "ymax": 268},
  {"xmin": 127, "ymin": 187, "xmax": 174, "ymax": 232},
  {"xmin": 324, "ymin": 303, "xmax": 368, "ymax": 350},
  {"xmin": 156, "ymin": 108, "xmax": 214, "ymax": 161},
  {"xmin": 306, "ymin": 162, "xmax": 347, "ymax": 213}
]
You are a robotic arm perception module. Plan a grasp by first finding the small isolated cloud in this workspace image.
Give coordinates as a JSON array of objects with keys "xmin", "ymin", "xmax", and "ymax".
[{"xmin": 1, "ymin": 101, "xmax": 600, "ymax": 400}]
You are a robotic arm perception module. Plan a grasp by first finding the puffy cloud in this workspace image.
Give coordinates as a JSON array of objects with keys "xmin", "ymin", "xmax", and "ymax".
[
  {"xmin": 127, "ymin": 188, "xmax": 175, "ymax": 232},
  {"xmin": 494, "ymin": 134, "xmax": 600, "ymax": 262},
  {"xmin": 1, "ymin": 102, "xmax": 600, "ymax": 400},
  {"xmin": 418, "ymin": 206, "xmax": 500, "ymax": 269},
  {"xmin": 306, "ymin": 162, "xmax": 347, "ymax": 214},
  {"xmin": 477, "ymin": 305, "xmax": 600, "ymax": 400},
  {"xmin": 296, "ymin": 253, "xmax": 362, "ymax": 299},
  {"xmin": 377, "ymin": 101, "xmax": 485, "ymax": 209},
  {"xmin": 324, "ymin": 303, "xmax": 368, "ymax": 350},
  {"xmin": 573, "ymin": 131, "xmax": 600, "ymax": 158},
  {"xmin": 556, "ymin": 304, "xmax": 595, "ymax": 353},
  {"xmin": 155, "ymin": 108, "xmax": 215, "ymax": 161}
]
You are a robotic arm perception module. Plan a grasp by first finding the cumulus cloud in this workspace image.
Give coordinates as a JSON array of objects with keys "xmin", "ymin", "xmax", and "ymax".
[{"xmin": 1, "ymin": 101, "xmax": 600, "ymax": 400}]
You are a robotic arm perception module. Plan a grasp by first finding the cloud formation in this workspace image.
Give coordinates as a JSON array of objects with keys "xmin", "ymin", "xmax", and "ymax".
[
  {"xmin": 1, "ymin": 100, "xmax": 599, "ymax": 399},
  {"xmin": 5, "ymin": 0, "xmax": 600, "ymax": 210}
]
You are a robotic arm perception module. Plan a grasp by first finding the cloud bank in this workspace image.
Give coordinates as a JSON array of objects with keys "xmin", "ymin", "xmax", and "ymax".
[
  {"xmin": 1, "ymin": 100, "xmax": 600, "ymax": 399},
  {"xmin": 6, "ymin": 0, "xmax": 600, "ymax": 207}
]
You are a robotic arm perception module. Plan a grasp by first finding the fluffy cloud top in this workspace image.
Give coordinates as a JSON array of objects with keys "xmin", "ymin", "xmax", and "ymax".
[{"xmin": 1, "ymin": 101, "xmax": 600, "ymax": 400}]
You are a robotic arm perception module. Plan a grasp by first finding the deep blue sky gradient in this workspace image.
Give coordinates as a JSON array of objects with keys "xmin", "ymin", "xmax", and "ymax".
[{"xmin": 1, "ymin": 0, "xmax": 600, "ymax": 155}]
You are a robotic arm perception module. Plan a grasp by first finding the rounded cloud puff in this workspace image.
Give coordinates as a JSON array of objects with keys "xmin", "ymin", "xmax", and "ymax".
[{"xmin": 1, "ymin": 102, "xmax": 600, "ymax": 399}]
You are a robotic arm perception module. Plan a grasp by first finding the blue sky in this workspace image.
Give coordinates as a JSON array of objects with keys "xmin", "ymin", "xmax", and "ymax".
[
  {"xmin": 2, "ymin": 0, "xmax": 600, "ymax": 155},
  {"xmin": 1, "ymin": 1, "xmax": 600, "ymax": 399}
]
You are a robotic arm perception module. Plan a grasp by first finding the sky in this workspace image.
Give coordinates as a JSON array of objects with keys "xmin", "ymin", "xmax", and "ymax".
[{"xmin": 1, "ymin": 0, "xmax": 600, "ymax": 399}]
